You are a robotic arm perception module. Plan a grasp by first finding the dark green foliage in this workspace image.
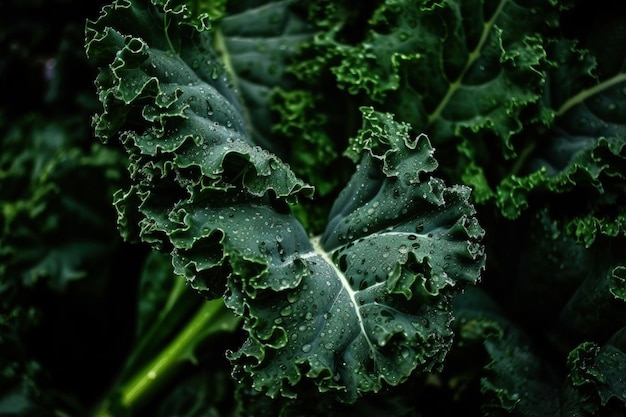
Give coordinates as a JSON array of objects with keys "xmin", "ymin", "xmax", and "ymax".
[{"xmin": 1, "ymin": 0, "xmax": 625, "ymax": 416}]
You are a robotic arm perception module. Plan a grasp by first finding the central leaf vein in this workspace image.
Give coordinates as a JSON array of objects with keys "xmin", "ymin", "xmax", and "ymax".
[
  {"xmin": 310, "ymin": 237, "xmax": 375, "ymax": 353},
  {"xmin": 427, "ymin": 0, "xmax": 509, "ymax": 126}
]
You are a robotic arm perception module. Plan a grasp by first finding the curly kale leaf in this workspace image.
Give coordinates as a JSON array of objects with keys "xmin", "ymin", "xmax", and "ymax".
[
  {"xmin": 495, "ymin": 38, "xmax": 626, "ymax": 246},
  {"xmin": 289, "ymin": 0, "xmax": 563, "ymax": 155},
  {"xmin": 85, "ymin": 0, "xmax": 314, "ymax": 260},
  {"xmin": 229, "ymin": 108, "xmax": 485, "ymax": 402},
  {"xmin": 86, "ymin": 0, "xmax": 485, "ymax": 403},
  {"xmin": 218, "ymin": 0, "xmax": 314, "ymax": 156},
  {"xmin": 449, "ymin": 201, "xmax": 626, "ymax": 416},
  {"xmin": 563, "ymin": 328, "xmax": 626, "ymax": 417},
  {"xmin": 453, "ymin": 287, "xmax": 626, "ymax": 417},
  {"xmin": 272, "ymin": 0, "xmax": 582, "ymax": 216},
  {"xmin": 450, "ymin": 287, "xmax": 561, "ymax": 417}
]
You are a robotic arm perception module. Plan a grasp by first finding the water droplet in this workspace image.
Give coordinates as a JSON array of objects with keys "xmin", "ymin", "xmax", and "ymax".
[
  {"xmin": 287, "ymin": 292, "xmax": 299, "ymax": 303},
  {"xmin": 301, "ymin": 344, "xmax": 312, "ymax": 353},
  {"xmin": 280, "ymin": 306, "xmax": 293, "ymax": 317}
]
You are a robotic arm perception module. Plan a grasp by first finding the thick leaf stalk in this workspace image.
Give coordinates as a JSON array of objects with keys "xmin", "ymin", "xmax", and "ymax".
[{"xmin": 91, "ymin": 297, "xmax": 235, "ymax": 417}]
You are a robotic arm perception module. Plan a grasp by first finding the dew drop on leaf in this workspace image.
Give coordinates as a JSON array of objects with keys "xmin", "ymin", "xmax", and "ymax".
[
  {"xmin": 280, "ymin": 305, "xmax": 293, "ymax": 317},
  {"xmin": 287, "ymin": 292, "xmax": 299, "ymax": 303}
]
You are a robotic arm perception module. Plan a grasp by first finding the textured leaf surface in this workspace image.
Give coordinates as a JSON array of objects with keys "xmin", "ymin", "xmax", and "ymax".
[
  {"xmin": 87, "ymin": 0, "xmax": 485, "ymax": 403},
  {"xmin": 85, "ymin": 0, "xmax": 314, "ymax": 262},
  {"xmin": 229, "ymin": 109, "xmax": 485, "ymax": 402},
  {"xmin": 219, "ymin": 0, "xmax": 314, "ymax": 155},
  {"xmin": 295, "ymin": 0, "xmax": 561, "ymax": 155},
  {"xmin": 495, "ymin": 40, "xmax": 626, "ymax": 246},
  {"xmin": 564, "ymin": 330, "xmax": 626, "ymax": 416},
  {"xmin": 453, "ymin": 288, "xmax": 561, "ymax": 416}
]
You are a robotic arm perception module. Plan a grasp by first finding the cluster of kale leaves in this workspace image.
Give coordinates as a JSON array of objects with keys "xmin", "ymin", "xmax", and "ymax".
[{"xmin": 1, "ymin": 1, "xmax": 625, "ymax": 416}]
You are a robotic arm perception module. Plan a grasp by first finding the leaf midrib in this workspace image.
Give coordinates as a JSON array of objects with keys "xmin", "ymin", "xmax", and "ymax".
[
  {"xmin": 427, "ymin": 0, "xmax": 509, "ymax": 126},
  {"xmin": 555, "ymin": 72, "xmax": 626, "ymax": 117},
  {"xmin": 310, "ymin": 236, "xmax": 376, "ymax": 352}
]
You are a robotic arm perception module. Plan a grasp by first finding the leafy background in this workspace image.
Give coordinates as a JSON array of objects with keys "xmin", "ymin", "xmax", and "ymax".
[{"xmin": 1, "ymin": 0, "xmax": 626, "ymax": 416}]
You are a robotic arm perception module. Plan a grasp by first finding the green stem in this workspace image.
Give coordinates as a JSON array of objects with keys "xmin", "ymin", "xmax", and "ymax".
[
  {"xmin": 119, "ymin": 277, "xmax": 192, "ymax": 381},
  {"xmin": 91, "ymin": 298, "xmax": 237, "ymax": 417},
  {"xmin": 427, "ymin": 0, "xmax": 508, "ymax": 126},
  {"xmin": 213, "ymin": 29, "xmax": 237, "ymax": 86},
  {"xmin": 163, "ymin": 13, "xmax": 177, "ymax": 54},
  {"xmin": 508, "ymin": 140, "xmax": 537, "ymax": 177},
  {"xmin": 555, "ymin": 72, "xmax": 626, "ymax": 117},
  {"xmin": 120, "ymin": 298, "xmax": 226, "ymax": 409}
]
